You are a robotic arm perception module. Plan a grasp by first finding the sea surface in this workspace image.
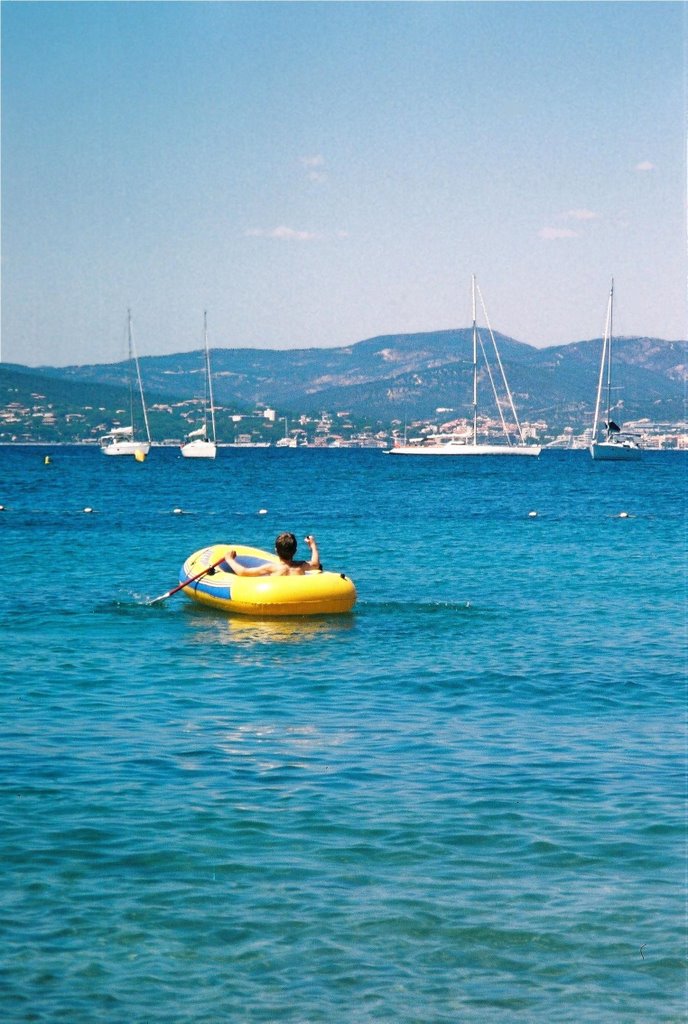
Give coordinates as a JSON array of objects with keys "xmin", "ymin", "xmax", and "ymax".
[{"xmin": 1, "ymin": 445, "xmax": 685, "ymax": 1023}]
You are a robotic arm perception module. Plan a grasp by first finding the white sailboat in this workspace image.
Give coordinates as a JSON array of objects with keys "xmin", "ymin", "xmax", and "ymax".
[
  {"xmin": 101, "ymin": 311, "xmax": 151, "ymax": 457},
  {"xmin": 275, "ymin": 416, "xmax": 297, "ymax": 447},
  {"xmin": 589, "ymin": 280, "xmax": 641, "ymax": 461},
  {"xmin": 388, "ymin": 276, "xmax": 541, "ymax": 456},
  {"xmin": 181, "ymin": 312, "xmax": 217, "ymax": 459}
]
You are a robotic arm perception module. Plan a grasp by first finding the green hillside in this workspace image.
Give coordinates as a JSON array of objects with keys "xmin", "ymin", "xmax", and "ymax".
[{"xmin": 2, "ymin": 328, "xmax": 686, "ymax": 442}]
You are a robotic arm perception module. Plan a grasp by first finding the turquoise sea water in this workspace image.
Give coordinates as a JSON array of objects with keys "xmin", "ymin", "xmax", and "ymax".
[{"xmin": 1, "ymin": 445, "xmax": 685, "ymax": 1023}]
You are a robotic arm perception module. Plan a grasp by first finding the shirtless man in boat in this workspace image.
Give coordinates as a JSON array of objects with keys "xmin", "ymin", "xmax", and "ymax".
[{"xmin": 226, "ymin": 532, "xmax": 321, "ymax": 576}]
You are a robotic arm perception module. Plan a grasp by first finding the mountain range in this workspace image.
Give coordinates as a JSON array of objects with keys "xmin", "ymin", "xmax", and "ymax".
[{"xmin": 2, "ymin": 328, "xmax": 686, "ymax": 440}]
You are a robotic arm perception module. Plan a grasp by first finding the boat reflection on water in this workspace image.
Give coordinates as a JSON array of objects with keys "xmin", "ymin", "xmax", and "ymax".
[{"xmin": 189, "ymin": 610, "xmax": 356, "ymax": 648}]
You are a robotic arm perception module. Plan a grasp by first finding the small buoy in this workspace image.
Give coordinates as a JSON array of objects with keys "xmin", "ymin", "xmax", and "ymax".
[
  {"xmin": 83, "ymin": 507, "xmax": 94, "ymax": 514},
  {"xmin": 0, "ymin": 505, "xmax": 5, "ymax": 512},
  {"xmin": 44, "ymin": 456, "xmax": 52, "ymax": 465},
  {"xmin": 134, "ymin": 450, "xmax": 146, "ymax": 463},
  {"xmin": 173, "ymin": 507, "xmax": 184, "ymax": 515},
  {"xmin": 528, "ymin": 510, "xmax": 538, "ymax": 518},
  {"xmin": 619, "ymin": 511, "xmax": 629, "ymax": 518},
  {"xmin": 259, "ymin": 508, "xmax": 268, "ymax": 515}
]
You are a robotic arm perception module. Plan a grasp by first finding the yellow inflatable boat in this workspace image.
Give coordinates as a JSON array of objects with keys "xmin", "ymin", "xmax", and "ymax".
[{"xmin": 179, "ymin": 544, "xmax": 357, "ymax": 616}]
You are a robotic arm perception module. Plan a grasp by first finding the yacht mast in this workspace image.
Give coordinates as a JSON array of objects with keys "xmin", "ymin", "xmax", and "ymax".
[
  {"xmin": 471, "ymin": 274, "xmax": 478, "ymax": 446},
  {"xmin": 132, "ymin": 315, "xmax": 151, "ymax": 444},
  {"xmin": 605, "ymin": 279, "xmax": 615, "ymax": 434},
  {"xmin": 126, "ymin": 310, "xmax": 135, "ymax": 436},
  {"xmin": 475, "ymin": 281, "xmax": 524, "ymax": 445},
  {"xmin": 204, "ymin": 311, "xmax": 217, "ymax": 444},
  {"xmin": 592, "ymin": 280, "xmax": 613, "ymax": 441}
]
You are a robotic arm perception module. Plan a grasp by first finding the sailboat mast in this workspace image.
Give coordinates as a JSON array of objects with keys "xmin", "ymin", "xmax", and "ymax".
[
  {"xmin": 204, "ymin": 311, "xmax": 217, "ymax": 443},
  {"xmin": 592, "ymin": 281, "xmax": 613, "ymax": 441},
  {"xmin": 605, "ymin": 279, "xmax": 615, "ymax": 433},
  {"xmin": 475, "ymin": 281, "xmax": 523, "ymax": 445},
  {"xmin": 471, "ymin": 274, "xmax": 478, "ymax": 446},
  {"xmin": 126, "ymin": 310, "xmax": 135, "ymax": 437},
  {"xmin": 129, "ymin": 310, "xmax": 151, "ymax": 444}
]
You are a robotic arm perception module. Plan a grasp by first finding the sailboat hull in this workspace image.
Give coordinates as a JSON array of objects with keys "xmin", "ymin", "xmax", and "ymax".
[
  {"xmin": 180, "ymin": 439, "xmax": 217, "ymax": 459},
  {"xmin": 181, "ymin": 314, "xmax": 217, "ymax": 455},
  {"xmin": 101, "ymin": 441, "xmax": 151, "ymax": 457},
  {"xmin": 589, "ymin": 281, "xmax": 641, "ymax": 462},
  {"xmin": 100, "ymin": 312, "xmax": 151, "ymax": 456},
  {"xmin": 388, "ymin": 443, "xmax": 541, "ymax": 457},
  {"xmin": 388, "ymin": 278, "xmax": 540, "ymax": 459},
  {"xmin": 589, "ymin": 440, "xmax": 641, "ymax": 461}
]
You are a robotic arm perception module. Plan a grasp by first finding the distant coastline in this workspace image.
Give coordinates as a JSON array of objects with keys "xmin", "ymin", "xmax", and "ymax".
[{"xmin": 2, "ymin": 330, "xmax": 686, "ymax": 447}]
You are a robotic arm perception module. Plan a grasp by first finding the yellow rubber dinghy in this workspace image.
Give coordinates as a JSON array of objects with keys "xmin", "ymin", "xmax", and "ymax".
[{"xmin": 180, "ymin": 544, "xmax": 357, "ymax": 616}]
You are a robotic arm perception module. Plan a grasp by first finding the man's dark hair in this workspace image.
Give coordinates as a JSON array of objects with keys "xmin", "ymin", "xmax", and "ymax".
[{"xmin": 275, "ymin": 532, "xmax": 297, "ymax": 561}]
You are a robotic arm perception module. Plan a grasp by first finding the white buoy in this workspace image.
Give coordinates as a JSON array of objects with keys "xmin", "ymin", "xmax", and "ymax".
[
  {"xmin": 83, "ymin": 507, "xmax": 94, "ymax": 514},
  {"xmin": 173, "ymin": 507, "xmax": 184, "ymax": 515},
  {"xmin": 0, "ymin": 505, "xmax": 5, "ymax": 511},
  {"xmin": 259, "ymin": 508, "xmax": 268, "ymax": 515},
  {"xmin": 528, "ymin": 510, "xmax": 538, "ymax": 518},
  {"xmin": 619, "ymin": 511, "xmax": 630, "ymax": 518}
]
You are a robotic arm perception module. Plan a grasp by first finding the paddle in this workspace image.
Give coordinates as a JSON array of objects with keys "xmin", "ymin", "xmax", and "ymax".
[{"xmin": 149, "ymin": 556, "xmax": 226, "ymax": 605}]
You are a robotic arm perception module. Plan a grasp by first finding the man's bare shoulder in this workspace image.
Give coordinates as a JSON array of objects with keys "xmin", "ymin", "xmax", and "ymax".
[{"xmin": 286, "ymin": 562, "xmax": 307, "ymax": 575}]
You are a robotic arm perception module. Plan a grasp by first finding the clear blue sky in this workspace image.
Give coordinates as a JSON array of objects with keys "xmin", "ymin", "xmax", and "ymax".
[{"xmin": 2, "ymin": 1, "xmax": 685, "ymax": 366}]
